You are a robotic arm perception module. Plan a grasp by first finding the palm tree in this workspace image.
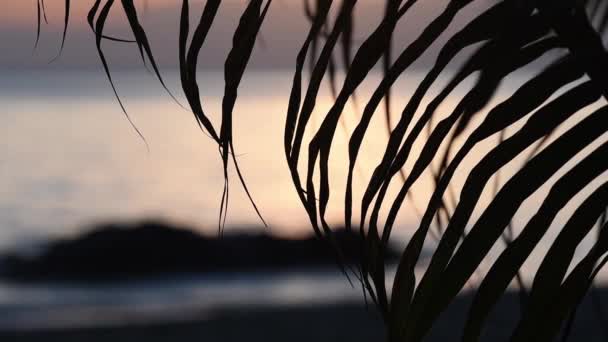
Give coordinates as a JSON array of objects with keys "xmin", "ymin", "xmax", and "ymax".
[{"xmin": 34, "ymin": 0, "xmax": 608, "ymax": 340}]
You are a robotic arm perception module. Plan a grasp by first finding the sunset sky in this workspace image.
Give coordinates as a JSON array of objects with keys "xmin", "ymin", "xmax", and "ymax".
[{"xmin": 0, "ymin": 1, "xmax": 491, "ymax": 69}]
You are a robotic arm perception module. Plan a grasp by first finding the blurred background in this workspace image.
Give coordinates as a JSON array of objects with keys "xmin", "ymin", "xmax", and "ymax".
[{"xmin": 1, "ymin": 1, "xmax": 608, "ymax": 341}]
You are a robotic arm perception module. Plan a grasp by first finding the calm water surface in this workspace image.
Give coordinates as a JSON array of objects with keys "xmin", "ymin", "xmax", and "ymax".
[{"xmin": 1, "ymin": 69, "xmax": 607, "ymax": 328}]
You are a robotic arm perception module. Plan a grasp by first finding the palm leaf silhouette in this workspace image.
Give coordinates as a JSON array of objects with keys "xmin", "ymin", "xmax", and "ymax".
[{"xmin": 34, "ymin": 0, "xmax": 608, "ymax": 340}]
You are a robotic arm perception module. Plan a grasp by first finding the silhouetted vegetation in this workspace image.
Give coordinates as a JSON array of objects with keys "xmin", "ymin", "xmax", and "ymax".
[
  {"xmin": 30, "ymin": 0, "xmax": 608, "ymax": 341},
  {"xmin": 0, "ymin": 220, "xmax": 398, "ymax": 282}
]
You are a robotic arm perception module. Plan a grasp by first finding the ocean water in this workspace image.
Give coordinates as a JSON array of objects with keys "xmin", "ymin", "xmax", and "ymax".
[
  {"xmin": 0, "ymin": 68, "xmax": 607, "ymax": 329},
  {"xmin": 0, "ymin": 69, "xmax": 313, "ymax": 247},
  {"xmin": 0, "ymin": 68, "xmax": 410, "ymax": 329},
  {"xmin": 0, "ymin": 270, "xmax": 378, "ymax": 330},
  {"xmin": 0, "ymin": 69, "xmax": 435, "ymax": 243}
]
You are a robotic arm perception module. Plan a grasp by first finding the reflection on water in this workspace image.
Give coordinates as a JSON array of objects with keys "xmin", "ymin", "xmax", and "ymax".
[
  {"xmin": 1, "ymin": 69, "xmax": 608, "ymax": 330},
  {"xmin": 5, "ymin": 69, "xmax": 602, "ymax": 245},
  {"xmin": 0, "ymin": 69, "xmax": 445, "ymax": 247},
  {"xmin": 0, "ymin": 69, "xmax": 410, "ymax": 330},
  {"xmin": 0, "ymin": 69, "xmax": 310, "ymax": 247},
  {"xmin": 0, "ymin": 270, "xmax": 377, "ymax": 330}
]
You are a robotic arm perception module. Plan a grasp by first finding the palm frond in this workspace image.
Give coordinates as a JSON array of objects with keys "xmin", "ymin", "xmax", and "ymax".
[{"xmin": 34, "ymin": 0, "xmax": 608, "ymax": 340}]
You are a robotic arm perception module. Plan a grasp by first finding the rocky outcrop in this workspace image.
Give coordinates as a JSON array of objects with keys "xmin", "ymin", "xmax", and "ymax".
[{"xmin": 0, "ymin": 220, "xmax": 399, "ymax": 282}]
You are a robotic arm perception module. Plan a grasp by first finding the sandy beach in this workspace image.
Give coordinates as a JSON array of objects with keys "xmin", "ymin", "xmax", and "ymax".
[{"xmin": 2, "ymin": 289, "xmax": 608, "ymax": 342}]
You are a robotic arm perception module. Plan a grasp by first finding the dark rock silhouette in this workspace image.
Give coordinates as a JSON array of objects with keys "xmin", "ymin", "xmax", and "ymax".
[{"xmin": 0, "ymin": 220, "xmax": 399, "ymax": 282}]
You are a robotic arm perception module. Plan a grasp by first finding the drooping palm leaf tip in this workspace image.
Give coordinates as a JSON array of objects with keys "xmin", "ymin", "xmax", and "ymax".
[
  {"xmin": 85, "ymin": 0, "xmax": 271, "ymax": 232},
  {"xmin": 36, "ymin": 0, "xmax": 608, "ymax": 341}
]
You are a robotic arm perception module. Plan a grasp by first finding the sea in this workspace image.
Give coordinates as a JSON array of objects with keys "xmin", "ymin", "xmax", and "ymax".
[{"xmin": 0, "ymin": 68, "xmax": 607, "ymax": 330}]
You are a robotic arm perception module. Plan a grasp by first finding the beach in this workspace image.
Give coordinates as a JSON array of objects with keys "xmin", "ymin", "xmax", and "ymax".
[{"xmin": 3, "ymin": 289, "xmax": 608, "ymax": 342}]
